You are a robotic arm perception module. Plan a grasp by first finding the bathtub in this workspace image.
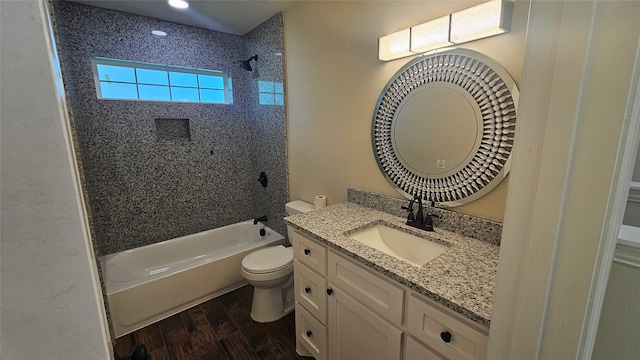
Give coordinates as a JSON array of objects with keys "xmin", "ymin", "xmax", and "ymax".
[{"xmin": 102, "ymin": 220, "xmax": 285, "ymax": 338}]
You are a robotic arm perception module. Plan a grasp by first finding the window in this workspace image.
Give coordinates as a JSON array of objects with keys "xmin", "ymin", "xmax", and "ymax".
[
  {"xmin": 92, "ymin": 58, "xmax": 233, "ymax": 104},
  {"xmin": 258, "ymin": 81, "xmax": 284, "ymax": 105}
]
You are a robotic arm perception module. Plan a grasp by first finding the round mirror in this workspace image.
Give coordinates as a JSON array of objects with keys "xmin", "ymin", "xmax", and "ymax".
[{"xmin": 372, "ymin": 48, "xmax": 519, "ymax": 206}]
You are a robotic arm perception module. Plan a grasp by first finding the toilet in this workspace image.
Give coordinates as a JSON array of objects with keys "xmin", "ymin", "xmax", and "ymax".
[{"xmin": 241, "ymin": 200, "xmax": 316, "ymax": 322}]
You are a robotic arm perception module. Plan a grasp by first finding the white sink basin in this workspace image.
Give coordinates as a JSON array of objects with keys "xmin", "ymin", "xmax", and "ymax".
[{"xmin": 348, "ymin": 224, "xmax": 447, "ymax": 267}]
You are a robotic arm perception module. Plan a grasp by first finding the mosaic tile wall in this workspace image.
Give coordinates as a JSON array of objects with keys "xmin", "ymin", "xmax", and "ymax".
[
  {"xmin": 244, "ymin": 15, "xmax": 289, "ymax": 241},
  {"xmin": 53, "ymin": 1, "xmax": 288, "ymax": 255}
]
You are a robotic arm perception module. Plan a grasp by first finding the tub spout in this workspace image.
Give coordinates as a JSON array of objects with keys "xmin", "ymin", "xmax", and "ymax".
[{"xmin": 254, "ymin": 215, "xmax": 268, "ymax": 224}]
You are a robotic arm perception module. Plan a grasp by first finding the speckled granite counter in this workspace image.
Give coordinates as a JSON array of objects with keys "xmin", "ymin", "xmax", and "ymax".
[{"xmin": 284, "ymin": 202, "xmax": 500, "ymax": 328}]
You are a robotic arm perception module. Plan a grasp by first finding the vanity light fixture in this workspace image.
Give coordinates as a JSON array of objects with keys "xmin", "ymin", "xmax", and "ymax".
[
  {"xmin": 410, "ymin": 15, "xmax": 452, "ymax": 54},
  {"xmin": 378, "ymin": 28, "xmax": 412, "ymax": 62},
  {"xmin": 168, "ymin": 0, "xmax": 189, "ymax": 10},
  {"xmin": 378, "ymin": 0, "xmax": 511, "ymax": 61},
  {"xmin": 450, "ymin": 0, "xmax": 511, "ymax": 44}
]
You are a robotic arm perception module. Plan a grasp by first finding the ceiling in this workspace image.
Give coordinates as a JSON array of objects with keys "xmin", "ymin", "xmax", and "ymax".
[{"xmin": 66, "ymin": 0, "xmax": 301, "ymax": 36}]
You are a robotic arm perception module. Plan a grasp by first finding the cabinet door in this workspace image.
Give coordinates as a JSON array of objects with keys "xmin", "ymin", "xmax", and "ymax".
[{"xmin": 328, "ymin": 286, "xmax": 402, "ymax": 360}]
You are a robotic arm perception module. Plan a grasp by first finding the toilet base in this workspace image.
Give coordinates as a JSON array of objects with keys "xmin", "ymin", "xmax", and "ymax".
[{"xmin": 250, "ymin": 283, "xmax": 295, "ymax": 323}]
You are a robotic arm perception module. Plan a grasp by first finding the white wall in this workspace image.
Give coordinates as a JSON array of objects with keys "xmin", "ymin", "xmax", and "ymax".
[
  {"xmin": 490, "ymin": 0, "xmax": 640, "ymax": 358},
  {"xmin": 633, "ymin": 145, "xmax": 640, "ymax": 182},
  {"xmin": 0, "ymin": 1, "xmax": 112, "ymax": 359},
  {"xmin": 592, "ymin": 261, "xmax": 640, "ymax": 359},
  {"xmin": 623, "ymin": 146, "xmax": 640, "ymax": 226},
  {"xmin": 595, "ymin": 95, "xmax": 640, "ymax": 358}
]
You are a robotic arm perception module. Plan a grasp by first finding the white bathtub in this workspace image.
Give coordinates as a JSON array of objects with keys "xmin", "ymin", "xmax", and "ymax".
[{"xmin": 102, "ymin": 220, "xmax": 285, "ymax": 338}]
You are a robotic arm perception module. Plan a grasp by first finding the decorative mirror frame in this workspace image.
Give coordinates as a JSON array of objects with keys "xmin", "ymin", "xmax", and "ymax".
[{"xmin": 372, "ymin": 48, "xmax": 519, "ymax": 206}]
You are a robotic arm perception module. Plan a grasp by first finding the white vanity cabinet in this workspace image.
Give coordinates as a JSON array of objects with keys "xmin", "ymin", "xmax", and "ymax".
[{"xmin": 288, "ymin": 226, "xmax": 489, "ymax": 360}]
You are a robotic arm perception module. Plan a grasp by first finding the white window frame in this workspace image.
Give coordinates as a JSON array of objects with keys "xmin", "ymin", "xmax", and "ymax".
[{"xmin": 91, "ymin": 57, "xmax": 231, "ymax": 104}]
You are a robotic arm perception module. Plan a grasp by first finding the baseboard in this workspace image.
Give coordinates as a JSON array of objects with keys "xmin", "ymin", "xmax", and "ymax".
[
  {"xmin": 629, "ymin": 181, "xmax": 640, "ymax": 203},
  {"xmin": 615, "ymin": 225, "xmax": 640, "ymax": 268}
]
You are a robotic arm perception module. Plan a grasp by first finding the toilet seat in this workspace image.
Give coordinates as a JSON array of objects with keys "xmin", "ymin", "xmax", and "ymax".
[{"xmin": 242, "ymin": 245, "xmax": 293, "ymax": 274}]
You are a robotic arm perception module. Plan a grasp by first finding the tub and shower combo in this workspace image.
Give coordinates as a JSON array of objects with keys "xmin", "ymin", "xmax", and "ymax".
[{"xmin": 102, "ymin": 220, "xmax": 284, "ymax": 337}]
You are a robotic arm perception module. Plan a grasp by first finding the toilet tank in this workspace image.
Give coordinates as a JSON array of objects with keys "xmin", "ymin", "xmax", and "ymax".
[{"xmin": 285, "ymin": 200, "xmax": 316, "ymax": 215}]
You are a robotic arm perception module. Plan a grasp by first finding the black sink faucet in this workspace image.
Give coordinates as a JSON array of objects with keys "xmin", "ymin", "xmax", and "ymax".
[
  {"xmin": 412, "ymin": 195, "xmax": 425, "ymax": 225},
  {"xmin": 254, "ymin": 215, "xmax": 268, "ymax": 224},
  {"xmin": 423, "ymin": 200, "xmax": 442, "ymax": 231},
  {"xmin": 402, "ymin": 195, "xmax": 438, "ymax": 232}
]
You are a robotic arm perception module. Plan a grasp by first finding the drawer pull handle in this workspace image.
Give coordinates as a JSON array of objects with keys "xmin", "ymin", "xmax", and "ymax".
[
  {"xmin": 305, "ymin": 287, "xmax": 311, "ymax": 294},
  {"xmin": 306, "ymin": 330, "xmax": 313, "ymax": 337},
  {"xmin": 440, "ymin": 331, "xmax": 452, "ymax": 343},
  {"xmin": 304, "ymin": 248, "xmax": 311, "ymax": 255},
  {"xmin": 326, "ymin": 288, "xmax": 334, "ymax": 295}
]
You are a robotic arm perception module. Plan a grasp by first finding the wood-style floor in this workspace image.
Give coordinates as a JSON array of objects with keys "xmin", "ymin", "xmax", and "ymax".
[{"xmin": 113, "ymin": 285, "xmax": 307, "ymax": 360}]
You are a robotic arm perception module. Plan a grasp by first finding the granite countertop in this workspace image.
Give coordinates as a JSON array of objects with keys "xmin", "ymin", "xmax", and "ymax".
[{"xmin": 284, "ymin": 202, "xmax": 500, "ymax": 328}]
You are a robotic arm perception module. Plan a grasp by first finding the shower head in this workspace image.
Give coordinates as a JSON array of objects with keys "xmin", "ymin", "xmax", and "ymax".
[{"xmin": 239, "ymin": 55, "xmax": 258, "ymax": 71}]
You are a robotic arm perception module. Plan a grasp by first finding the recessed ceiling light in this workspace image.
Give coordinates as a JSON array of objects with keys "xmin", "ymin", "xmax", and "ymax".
[
  {"xmin": 168, "ymin": 0, "xmax": 189, "ymax": 10},
  {"xmin": 152, "ymin": 30, "xmax": 167, "ymax": 36}
]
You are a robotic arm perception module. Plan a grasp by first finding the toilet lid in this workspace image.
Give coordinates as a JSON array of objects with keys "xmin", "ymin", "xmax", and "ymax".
[{"xmin": 242, "ymin": 245, "xmax": 293, "ymax": 274}]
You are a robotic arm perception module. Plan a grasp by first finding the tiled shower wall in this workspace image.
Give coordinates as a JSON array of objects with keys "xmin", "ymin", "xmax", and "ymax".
[
  {"xmin": 53, "ymin": 1, "xmax": 288, "ymax": 255},
  {"xmin": 244, "ymin": 16, "xmax": 289, "ymax": 240}
]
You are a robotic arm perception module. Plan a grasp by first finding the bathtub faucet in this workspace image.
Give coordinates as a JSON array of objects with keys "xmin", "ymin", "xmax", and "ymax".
[{"xmin": 254, "ymin": 215, "xmax": 268, "ymax": 224}]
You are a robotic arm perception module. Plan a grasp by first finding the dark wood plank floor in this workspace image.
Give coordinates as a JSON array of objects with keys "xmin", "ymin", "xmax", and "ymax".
[{"xmin": 113, "ymin": 285, "xmax": 307, "ymax": 360}]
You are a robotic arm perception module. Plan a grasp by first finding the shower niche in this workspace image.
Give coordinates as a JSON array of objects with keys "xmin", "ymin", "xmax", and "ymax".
[{"xmin": 155, "ymin": 118, "xmax": 191, "ymax": 143}]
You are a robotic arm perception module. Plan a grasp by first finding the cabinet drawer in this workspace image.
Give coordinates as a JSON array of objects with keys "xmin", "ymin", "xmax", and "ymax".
[
  {"xmin": 327, "ymin": 251, "xmax": 404, "ymax": 326},
  {"xmin": 407, "ymin": 294, "xmax": 488, "ymax": 360},
  {"xmin": 405, "ymin": 335, "xmax": 445, "ymax": 360},
  {"xmin": 295, "ymin": 303, "xmax": 327, "ymax": 360},
  {"xmin": 294, "ymin": 260, "xmax": 327, "ymax": 323},
  {"xmin": 290, "ymin": 228, "xmax": 327, "ymax": 275}
]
